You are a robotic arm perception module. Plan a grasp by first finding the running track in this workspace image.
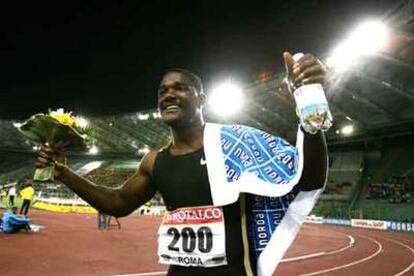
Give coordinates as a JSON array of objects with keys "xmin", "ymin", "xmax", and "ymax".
[{"xmin": 1, "ymin": 210, "xmax": 413, "ymax": 275}]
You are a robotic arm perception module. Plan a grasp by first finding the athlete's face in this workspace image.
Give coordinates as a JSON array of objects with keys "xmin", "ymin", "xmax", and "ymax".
[{"xmin": 158, "ymin": 72, "xmax": 202, "ymax": 127}]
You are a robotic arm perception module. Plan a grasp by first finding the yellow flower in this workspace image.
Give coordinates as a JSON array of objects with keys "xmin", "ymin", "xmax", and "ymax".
[{"xmin": 49, "ymin": 109, "xmax": 78, "ymax": 128}]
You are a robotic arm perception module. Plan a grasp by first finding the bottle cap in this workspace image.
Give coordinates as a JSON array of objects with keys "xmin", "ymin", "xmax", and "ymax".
[{"xmin": 293, "ymin": 52, "xmax": 304, "ymax": 62}]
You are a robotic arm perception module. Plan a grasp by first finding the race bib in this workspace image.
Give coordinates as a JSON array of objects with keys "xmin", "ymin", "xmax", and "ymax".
[{"xmin": 158, "ymin": 205, "xmax": 228, "ymax": 267}]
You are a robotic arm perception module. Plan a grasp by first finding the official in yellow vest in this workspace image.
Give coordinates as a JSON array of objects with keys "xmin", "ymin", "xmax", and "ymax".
[{"xmin": 20, "ymin": 183, "xmax": 35, "ymax": 216}]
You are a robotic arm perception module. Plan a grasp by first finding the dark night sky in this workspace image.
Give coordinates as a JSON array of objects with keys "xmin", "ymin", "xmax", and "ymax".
[{"xmin": 0, "ymin": 0, "xmax": 397, "ymax": 119}]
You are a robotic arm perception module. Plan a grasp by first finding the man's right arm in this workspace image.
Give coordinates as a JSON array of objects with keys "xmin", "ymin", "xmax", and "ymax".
[{"xmin": 36, "ymin": 149, "xmax": 157, "ymax": 217}]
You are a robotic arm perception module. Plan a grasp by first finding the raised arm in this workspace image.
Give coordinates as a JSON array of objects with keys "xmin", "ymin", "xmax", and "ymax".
[
  {"xmin": 300, "ymin": 130, "xmax": 328, "ymax": 191},
  {"xmin": 283, "ymin": 51, "xmax": 329, "ymax": 191},
  {"xmin": 36, "ymin": 148, "xmax": 157, "ymax": 217}
]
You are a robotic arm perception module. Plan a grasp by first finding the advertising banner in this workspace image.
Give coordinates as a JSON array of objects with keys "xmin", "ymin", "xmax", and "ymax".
[
  {"xmin": 351, "ymin": 219, "xmax": 387, "ymax": 230},
  {"xmin": 323, "ymin": 218, "xmax": 352, "ymax": 226},
  {"xmin": 386, "ymin": 221, "xmax": 414, "ymax": 233}
]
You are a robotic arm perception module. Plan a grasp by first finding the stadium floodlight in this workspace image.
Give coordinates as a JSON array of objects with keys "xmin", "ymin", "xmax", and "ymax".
[
  {"xmin": 341, "ymin": 124, "xmax": 354, "ymax": 135},
  {"xmin": 88, "ymin": 145, "xmax": 99, "ymax": 155},
  {"xmin": 208, "ymin": 81, "xmax": 244, "ymax": 117},
  {"xmin": 327, "ymin": 20, "xmax": 389, "ymax": 70},
  {"xmin": 350, "ymin": 21, "xmax": 388, "ymax": 55}
]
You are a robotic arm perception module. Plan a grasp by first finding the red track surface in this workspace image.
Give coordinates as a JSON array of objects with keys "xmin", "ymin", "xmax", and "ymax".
[{"xmin": 1, "ymin": 209, "xmax": 413, "ymax": 276}]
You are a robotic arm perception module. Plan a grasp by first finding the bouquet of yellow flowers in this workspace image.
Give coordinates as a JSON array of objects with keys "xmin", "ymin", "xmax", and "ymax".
[{"xmin": 18, "ymin": 109, "xmax": 93, "ymax": 181}]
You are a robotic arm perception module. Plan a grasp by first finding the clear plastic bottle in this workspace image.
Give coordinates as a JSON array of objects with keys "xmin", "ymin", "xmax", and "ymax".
[{"xmin": 291, "ymin": 53, "xmax": 333, "ymax": 134}]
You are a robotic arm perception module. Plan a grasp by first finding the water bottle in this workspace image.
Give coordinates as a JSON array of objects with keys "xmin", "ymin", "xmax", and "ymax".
[{"xmin": 291, "ymin": 53, "xmax": 333, "ymax": 134}]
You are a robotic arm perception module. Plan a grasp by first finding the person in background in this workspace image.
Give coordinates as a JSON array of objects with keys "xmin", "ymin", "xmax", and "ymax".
[
  {"xmin": 1, "ymin": 207, "xmax": 32, "ymax": 234},
  {"xmin": 97, "ymin": 212, "xmax": 121, "ymax": 230},
  {"xmin": 19, "ymin": 183, "xmax": 35, "ymax": 216},
  {"xmin": 0, "ymin": 186, "xmax": 5, "ymax": 203},
  {"xmin": 8, "ymin": 185, "xmax": 16, "ymax": 207},
  {"xmin": 97, "ymin": 212, "xmax": 109, "ymax": 229}
]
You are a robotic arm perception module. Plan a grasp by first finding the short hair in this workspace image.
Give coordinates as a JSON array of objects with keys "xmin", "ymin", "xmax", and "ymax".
[{"xmin": 163, "ymin": 68, "xmax": 204, "ymax": 94}]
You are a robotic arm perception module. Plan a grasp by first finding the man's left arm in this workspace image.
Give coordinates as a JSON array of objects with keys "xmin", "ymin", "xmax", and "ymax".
[{"xmin": 300, "ymin": 130, "xmax": 328, "ymax": 191}]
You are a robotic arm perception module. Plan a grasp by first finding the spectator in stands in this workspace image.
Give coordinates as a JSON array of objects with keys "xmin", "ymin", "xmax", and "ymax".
[
  {"xmin": 19, "ymin": 182, "xmax": 35, "ymax": 216},
  {"xmin": 8, "ymin": 185, "xmax": 16, "ymax": 207},
  {"xmin": 403, "ymin": 190, "xmax": 412, "ymax": 203},
  {"xmin": 1, "ymin": 207, "xmax": 32, "ymax": 234},
  {"xmin": 368, "ymin": 175, "xmax": 413, "ymax": 203}
]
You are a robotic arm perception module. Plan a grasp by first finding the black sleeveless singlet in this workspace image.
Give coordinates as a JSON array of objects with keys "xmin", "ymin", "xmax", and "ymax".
[{"xmin": 152, "ymin": 147, "xmax": 250, "ymax": 276}]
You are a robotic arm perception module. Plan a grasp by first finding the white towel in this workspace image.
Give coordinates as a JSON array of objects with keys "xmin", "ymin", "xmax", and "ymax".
[{"xmin": 203, "ymin": 123, "xmax": 325, "ymax": 276}]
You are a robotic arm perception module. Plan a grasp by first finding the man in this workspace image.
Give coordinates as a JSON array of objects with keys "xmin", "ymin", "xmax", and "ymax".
[
  {"xmin": 1, "ymin": 207, "xmax": 32, "ymax": 234},
  {"xmin": 8, "ymin": 185, "xmax": 16, "ymax": 207},
  {"xmin": 19, "ymin": 183, "xmax": 35, "ymax": 216},
  {"xmin": 36, "ymin": 52, "xmax": 328, "ymax": 275}
]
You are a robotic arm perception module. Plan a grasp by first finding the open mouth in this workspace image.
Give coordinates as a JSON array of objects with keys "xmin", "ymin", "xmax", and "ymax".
[{"xmin": 162, "ymin": 104, "xmax": 180, "ymax": 112}]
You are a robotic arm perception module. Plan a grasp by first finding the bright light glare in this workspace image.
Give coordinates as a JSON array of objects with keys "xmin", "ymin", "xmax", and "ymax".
[
  {"xmin": 88, "ymin": 145, "xmax": 99, "ymax": 155},
  {"xmin": 341, "ymin": 125, "xmax": 354, "ymax": 135},
  {"xmin": 208, "ymin": 82, "xmax": 244, "ymax": 117},
  {"xmin": 13, "ymin": 122, "xmax": 22, "ymax": 128},
  {"xmin": 327, "ymin": 20, "xmax": 388, "ymax": 69},
  {"xmin": 350, "ymin": 21, "xmax": 388, "ymax": 55}
]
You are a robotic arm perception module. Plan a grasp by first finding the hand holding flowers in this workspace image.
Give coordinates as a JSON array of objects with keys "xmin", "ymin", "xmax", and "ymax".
[{"xmin": 18, "ymin": 109, "xmax": 93, "ymax": 181}]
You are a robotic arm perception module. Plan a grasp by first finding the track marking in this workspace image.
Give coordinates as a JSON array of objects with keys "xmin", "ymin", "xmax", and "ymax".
[
  {"xmin": 114, "ymin": 234, "xmax": 357, "ymax": 275},
  {"xmin": 113, "ymin": 235, "xmax": 356, "ymax": 275},
  {"xmin": 112, "ymin": 271, "xmax": 167, "ymax": 276},
  {"xmin": 325, "ymin": 235, "xmax": 355, "ymax": 255},
  {"xmin": 383, "ymin": 238, "xmax": 414, "ymax": 276},
  {"xmin": 301, "ymin": 234, "xmax": 383, "ymax": 276},
  {"xmin": 281, "ymin": 235, "xmax": 354, "ymax": 263},
  {"xmin": 281, "ymin": 252, "xmax": 326, "ymax": 262},
  {"xmin": 398, "ymin": 237, "xmax": 414, "ymax": 245}
]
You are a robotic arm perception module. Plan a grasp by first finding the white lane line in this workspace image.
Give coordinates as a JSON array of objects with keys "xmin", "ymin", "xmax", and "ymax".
[
  {"xmin": 325, "ymin": 235, "xmax": 355, "ymax": 255},
  {"xmin": 281, "ymin": 252, "xmax": 326, "ymax": 262},
  {"xmin": 113, "ymin": 234, "xmax": 356, "ymax": 275},
  {"xmin": 399, "ymin": 237, "xmax": 414, "ymax": 245},
  {"xmin": 301, "ymin": 234, "xmax": 383, "ymax": 276},
  {"xmin": 112, "ymin": 271, "xmax": 167, "ymax": 276},
  {"xmin": 281, "ymin": 235, "xmax": 355, "ymax": 263},
  {"xmin": 385, "ymin": 238, "xmax": 414, "ymax": 276}
]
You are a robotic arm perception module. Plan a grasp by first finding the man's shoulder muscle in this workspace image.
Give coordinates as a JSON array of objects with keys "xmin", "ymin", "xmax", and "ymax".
[{"xmin": 139, "ymin": 149, "xmax": 159, "ymax": 178}]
